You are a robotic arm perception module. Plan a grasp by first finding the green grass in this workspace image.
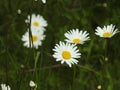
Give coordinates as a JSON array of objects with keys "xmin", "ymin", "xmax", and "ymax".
[{"xmin": 0, "ymin": 0, "xmax": 120, "ymax": 90}]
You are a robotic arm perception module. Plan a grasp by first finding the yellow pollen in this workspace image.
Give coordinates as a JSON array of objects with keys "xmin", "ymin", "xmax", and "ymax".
[
  {"xmin": 62, "ymin": 51, "xmax": 71, "ymax": 59},
  {"xmin": 103, "ymin": 32, "xmax": 112, "ymax": 37},
  {"xmin": 73, "ymin": 38, "xmax": 81, "ymax": 43},
  {"xmin": 32, "ymin": 36, "xmax": 38, "ymax": 42},
  {"xmin": 33, "ymin": 21, "xmax": 39, "ymax": 27}
]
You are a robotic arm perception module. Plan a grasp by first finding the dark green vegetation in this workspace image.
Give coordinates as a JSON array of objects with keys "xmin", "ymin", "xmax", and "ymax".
[{"xmin": 0, "ymin": 0, "xmax": 120, "ymax": 90}]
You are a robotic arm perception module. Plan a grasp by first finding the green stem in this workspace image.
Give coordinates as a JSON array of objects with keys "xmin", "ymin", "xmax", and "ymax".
[
  {"xmin": 34, "ymin": 51, "xmax": 40, "ymax": 71},
  {"xmin": 104, "ymin": 39, "xmax": 108, "ymax": 61}
]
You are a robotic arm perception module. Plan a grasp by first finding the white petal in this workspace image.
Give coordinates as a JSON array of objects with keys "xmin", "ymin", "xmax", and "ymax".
[{"xmin": 42, "ymin": 0, "xmax": 46, "ymax": 3}]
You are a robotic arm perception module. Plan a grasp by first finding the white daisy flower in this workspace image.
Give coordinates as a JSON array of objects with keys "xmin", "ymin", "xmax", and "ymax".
[
  {"xmin": 1, "ymin": 84, "xmax": 11, "ymax": 90},
  {"xmin": 64, "ymin": 29, "xmax": 90, "ymax": 44},
  {"xmin": 53, "ymin": 41, "xmax": 81, "ymax": 67},
  {"xmin": 42, "ymin": 0, "xmax": 46, "ymax": 3},
  {"xmin": 29, "ymin": 80, "xmax": 37, "ymax": 89},
  {"xmin": 25, "ymin": 14, "xmax": 47, "ymax": 30},
  {"xmin": 22, "ymin": 30, "xmax": 45, "ymax": 49},
  {"xmin": 95, "ymin": 24, "xmax": 119, "ymax": 38}
]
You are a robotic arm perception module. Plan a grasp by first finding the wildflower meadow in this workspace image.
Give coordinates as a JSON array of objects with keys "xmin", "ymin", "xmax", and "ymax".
[{"xmin": 0, "ymin": 0, "xmax": 120, "ymax": 90}]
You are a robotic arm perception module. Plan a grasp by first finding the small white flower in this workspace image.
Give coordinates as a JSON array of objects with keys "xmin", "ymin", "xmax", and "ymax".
[
  {"xmin": 25, "ymin": 14, "xmax": 47, "ymax": 30},
  {"xmin": 95, "ymin": 24, "xmax": 119, "ymax": 38},
  {"xmin": 42, "ymin": 0, "xmax": 46, "ymax": 3},
  {"xmin": 53, "ymin": 41, "xmax": 81, "ymax": 67},
  {"xmin": 29, "ymin": 80, "xmax": 37, "ymax": 87},
  {"xmin": 64, "ymin": 29, "xmax": 90, "ymax": 44},
  {"xmin": 22, "ymin": 30, "xmax": 45, "ymax": 49},
  {"xmin": 29, "ymin": 80, "xmax": 37, "ymax": 90},
  {"xmin": 1, "ymin": 84, "xmax": 11, "ymax": 90}
]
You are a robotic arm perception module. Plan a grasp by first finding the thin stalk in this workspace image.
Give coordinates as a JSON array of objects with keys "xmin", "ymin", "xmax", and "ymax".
[
  {"xmin": 104, "ymin": 39, "xmax": 108, "ymax": 61},
  {"xmin": 34, "ymin": 52, "xmax": 40, "ymax": 70},
  {"xmin": 5, "ymin": 54, "xmax": 8, "ymax": 89},
  {"xmin": 33, "ymin": 51, "xmax": 40, "ymax": 78}
]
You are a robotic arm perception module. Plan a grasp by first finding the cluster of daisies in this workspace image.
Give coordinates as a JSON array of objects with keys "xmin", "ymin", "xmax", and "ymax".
[
  {"xmin": 22, "ymin": 14, "xmax": 47, "ymax": 49},
  {"xmin": 53, "ymin": 29, "xmax": 90, "ymax": 67},
  {"xmin": 21, "ymin": 13, "xmax": 119, "ymax": 68},
  {"xmin": 52, "ymin": 24, "xmax": 119, "ymax": 67}
]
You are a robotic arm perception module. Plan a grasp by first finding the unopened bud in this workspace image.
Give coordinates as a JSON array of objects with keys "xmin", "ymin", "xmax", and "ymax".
[
  {"xmin": 97, "ymin": 85, "xmax": 102, "ymax": 90},
  {"xmin": 17, "ymin": 9, "xmax": 21, "ymax": 14},
  {"xmin": 29, "ymin": 80, "xmax": 37, "ymax": 90}
]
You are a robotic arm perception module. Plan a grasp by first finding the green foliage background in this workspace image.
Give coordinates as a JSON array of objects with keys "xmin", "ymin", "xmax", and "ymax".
[{"xmin": 0, "ymin": 0, "xmax": 120, "ymax": 90}]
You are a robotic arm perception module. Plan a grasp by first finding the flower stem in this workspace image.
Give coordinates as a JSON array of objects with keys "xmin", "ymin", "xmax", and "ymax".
[{"xmin": 105, "ymin": 39, "xmax": 108, "ymax": 61}]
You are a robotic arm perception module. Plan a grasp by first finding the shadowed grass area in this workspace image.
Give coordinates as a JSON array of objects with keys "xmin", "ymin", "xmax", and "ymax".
[{"xmin": 0, "ymin": 0, "xmax": 120, "ymax": 90}]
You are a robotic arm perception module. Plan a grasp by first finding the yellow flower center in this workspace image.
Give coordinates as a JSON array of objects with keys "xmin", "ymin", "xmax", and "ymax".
[
  {"xmin": 73, "ymin": 38, "xmax": 81, "ymax": 43},
  {"xmin": 103, "ymin": 32, "xmax": 112, "ymax": 37},
  {"xmin": 62, "ymin": 51, "xmax": 71, "ymax": 59},
  {"xmin": 32, "ymin": 36, "xmax": 38, "ymax": 42},
  {"xmin": 33, "ymin": 21, "xmax": 39, "ymax": 27}
]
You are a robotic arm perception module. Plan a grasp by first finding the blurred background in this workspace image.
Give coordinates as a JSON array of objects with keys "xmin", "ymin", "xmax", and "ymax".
[{"xmin": 0, "ymin": 0, "xmax": 120, "ymax": 90}]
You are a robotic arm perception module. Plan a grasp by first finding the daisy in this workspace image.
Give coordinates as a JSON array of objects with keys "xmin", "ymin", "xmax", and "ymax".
[
  {"xmin": 22, "ymin": 30, "xmax": 45, "ymax": 49},
  {"xmin": 95, "ymin": 24, "xmax": 119, "ymax": 38},
  {"xmin": 25, "ymin": 14, "xmax": 47, "ymax": 30},
  {"xmin": 1, "ymin": 84, "xmax": 11, "ymax": 90},
  {"xmin": 64, "ymin": 29, "xmax": 90, "ymax": 44},
  {"xmin": 53, "ymin": 41, "xmax": 81, "ymax": 67}
]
